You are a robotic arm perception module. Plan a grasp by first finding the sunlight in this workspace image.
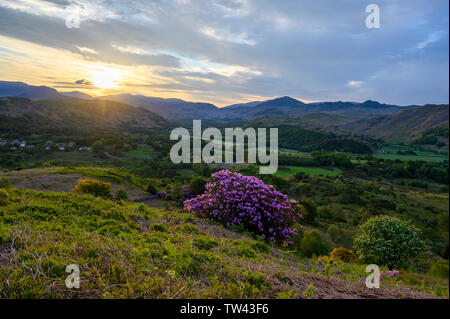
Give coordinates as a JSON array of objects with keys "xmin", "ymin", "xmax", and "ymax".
[{"xmin": 90, "ymin": 67, "xmax": 123, "ymax": 89}]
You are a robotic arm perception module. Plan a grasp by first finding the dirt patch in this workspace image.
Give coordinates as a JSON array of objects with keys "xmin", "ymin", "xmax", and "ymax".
[
  {"xmin": 238, "ymin": 259, "xmax": 438, "ymax": 299},
  {"xmin": 1, "ymin": 169, "xmax": 147, "ymax": 200}
]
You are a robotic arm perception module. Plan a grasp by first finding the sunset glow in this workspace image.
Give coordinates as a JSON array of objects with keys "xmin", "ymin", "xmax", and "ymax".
[{"xmin": 91, "ymin": 68, "xmax": 123, "ymax": 89}]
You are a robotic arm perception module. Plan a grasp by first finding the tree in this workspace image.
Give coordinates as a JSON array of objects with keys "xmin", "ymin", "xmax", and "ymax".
[
  {"xmin": 92, "ymin": 140, "xmax": 105, "ymax": 154},
  {"xmin": 299, "ymin": 200, "xmax": 317, "ymax": 225},
  {"xmin": 189, "ymin": 176, "xmax": 207, "ymax": 196},
  {"xmin": 171, "ymin": 183, "xmax": 184, "ymax": 202},
  {"xmin": 299, "ymin": 230, "xmax": 329, "ymax": 257},
  {"xmin": 354, "ymin": 215, "xmax": 426, "ymax": 269},
  {"xmin": 146, "ymin": 184, "xmax": 157, "ymax": 195},
  {"xmin": 327, "ymin": 225, "xmax": 340, "ymax": 242}
]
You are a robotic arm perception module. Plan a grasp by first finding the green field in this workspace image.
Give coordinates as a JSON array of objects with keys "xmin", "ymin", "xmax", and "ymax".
[
  {"xmin": 275, "ymin": 166, "xmax": 342, "ymax": 177},
  {"xmin": 124, "ymin": 144, "xmax": 154, "ymax": 159},
  {"xmin": 279, "ymin": 148, "xmax": 311, "ymax": 155},
  {"xmin": 375, "ymin": 145, "xmax": 448, "ymax": 163}
]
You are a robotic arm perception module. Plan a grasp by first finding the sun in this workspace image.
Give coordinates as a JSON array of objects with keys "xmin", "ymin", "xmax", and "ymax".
[{"xmin": 91, "ymin": 67, "xmax": 122, "ymax": 89}]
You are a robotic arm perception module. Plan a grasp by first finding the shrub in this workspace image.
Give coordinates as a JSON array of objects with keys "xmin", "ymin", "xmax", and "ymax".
[
  {"xmin": 327, "ymin": 225, "xmax": 340, "ymax": 242},
  {"xmin": 317, "ymin": 206, "xmax": 333, "ymax": 219},
  {"xmin": 299, "ymin": 200, "xmax": 317, "ymax": 225},
  {"xmin": 114, "ymin": 188, "xmax": 128, "ymax": 201},
  {"xmin": 189, "ymin": 176, "xmax": 208, "ymax": 196},
  {"xmin": 149, "ymin": 223, "xmax": 168, "ymax": 232},
  {"xmin": 303, "ymin": 283, "xmax": 314, "ymax": 297},
  {"xmin": 171, "ymin": 183, "xmax": 184, "ymax": 201},
  {"xmin": 184, "ymin": 170, "xmax": 303, "ymax": 244},
  {"xmin": 430, "ymin": 260, "xmax": 449, "ymax": 279},
  {"xmin": 299, "ymin": 230, "xmax": 329, "ymax": 257},
  {"xmin": 330, "ymin": 247, "xmax": 357, "ymax": 263},
  {"xmin": 0, "ymin": 189, "xmax": 9, "ymax": 206},
  {"xmin": 193, "ymin": 237, "xmax": 219, "ymax": 250},
  {"xmin": 0, "ymin": 177, "xmax": 11, "ymax": 189},
  {"xmin": 407, "ymin": 180, "xmax": 428, "ymax": 189},
  {"xmin": 440, "ymin": 185, "xmax": 449, "ymax": 193},
  {"xmin": 73, "ymin": 179, "xmax": 111, "ymax": 198},
  {"xmin": 354, "ymin": 215, "xmax": 426, "ymax": 269},
  {"xmin": 146, "ymin": 184, "xmax": 157, "ymax": 195},
  {"xmin": 253, "ymin": 242, "xmax": 270, "ymax": 253}
]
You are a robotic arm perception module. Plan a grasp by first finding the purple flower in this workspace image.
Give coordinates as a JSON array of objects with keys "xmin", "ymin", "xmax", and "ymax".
[{"xmin": 184, "ymin": 170, "xmax": 302, "ymax": 244}]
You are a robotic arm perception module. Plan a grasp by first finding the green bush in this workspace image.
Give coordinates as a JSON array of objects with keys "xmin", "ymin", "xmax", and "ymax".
[
  {"xmin": 149, "ymin": 223, "xmax": 168, "ymax": 233},
  {"xmin": 354, "ymin": 215, "xmax": 426, "ymax": 269},
  {"xmin": 114, "ymin": 188, "xmax": 128, "ymax": 201},
  {"xmin": 317, "ymin": 206, "xmax": 333, "ymax": 219},
  {"xmin": 193, "ymin": 237, "xmax": 219, "ymax": 250},
  {"xmin": 430, "ymin": 260, "xmax": 449, "ymax": 279},
  {"xmin": 189, "ymin": 177, "xmax": 207, "ymax": 196},
  {"xmin": 440, "ymin": 185, "xmax": 449, "ymax": 193},
  {"xmin": 146, "ymin": 184, "xmax": 157, "ymax": 195},
  {"xmin": 299, "ymin": 230, "xmax": 329, "ymax": 257},
  {"xmin": 327, "ymin": 225, "xmax": 340, "ymax": 242},
  {"xmin": 299, "ymin": 200, "xmax": 317, "ymax": 225},
  {"xmin": 171, "ymin": 183, "xmax": 184, "ymax": 201},
  {"xmin": 73, "ymin": 179, "xmax": 111, "ymax": 198},
  {"xmin": 0, "ymin": 177, "xmax": 11, "ymax": 189},
  {"xmin": 0, "ymin": 189, "xmax": 9, "ymax": 206},
  {"xmin": 407, "ymin": 180, "xmax": 428, "ymax": 189},
  {"xmin": 330, "ymin": 247, "xmax": 357, "ymax": 263}
]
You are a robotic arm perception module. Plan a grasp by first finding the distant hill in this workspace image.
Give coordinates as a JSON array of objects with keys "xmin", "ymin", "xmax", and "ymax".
[
  {"xmin": 99, "ymin": 94, "xmax": 219, "ymax": 120},
  {"xmin": 341, "ymin": 104, "xmax": 449, "ymax": 142},
  {"xmin": 216, "ymin": 96, "xmax": 417, "ymax": 121},
  {"xmin": 60, "ymin": 91, "xmax": 93, "ymax": 99},
  {"xmin": 243, "ymin": 113, "xmax": 355, "ymax": 130},
  {"xmin": 225, "ymin": 101, "xmax": 263, "ymax": 109},
  {"xmin": 0, "ymin": 97, "xmax": 169, "ymax": 137},
  {"xmin": 0, "ymin": 81, "xmax": 64, "ymax": 100}
]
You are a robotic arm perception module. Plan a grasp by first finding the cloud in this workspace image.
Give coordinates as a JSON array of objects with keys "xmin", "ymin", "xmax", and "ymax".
[
  {"xmin": 416, "ymin": 30, "xmax": 446, "ymax": 49},
  {"xmin": 75, "ymin": 79, "xmax": 92, "ymax": 85},
  {"xmin": 200, "ymin": 26, "xmax": 256, "ymax": 46},
  {"xmin": 347, "ymin": 81, "xmax": 364, "ymax": 88},
  {"xmin": 77, "ymin": 46, "xmax": 98, "ymax": 55},
  {"xmin": 0, "ymin": 0, "xmax": 448, "ymax": 105}
]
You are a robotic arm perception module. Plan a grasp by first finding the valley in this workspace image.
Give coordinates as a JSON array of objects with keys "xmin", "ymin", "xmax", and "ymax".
[{"xmin": 0, "ymin": 81, "xmax": 448, "ymax": 299}]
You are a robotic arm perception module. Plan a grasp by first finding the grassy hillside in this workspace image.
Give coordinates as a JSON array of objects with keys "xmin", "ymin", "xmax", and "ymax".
[
  {"xmin": 0, "ymin": 97, "xmax": 170, "ymax": 137},
  {"xmin": 0, "ymin": 187, "xmax": 446, "ymax": 298},
  {"xmin": 342, "ymin": 105, "xmax": 449, "ymax": 142}
]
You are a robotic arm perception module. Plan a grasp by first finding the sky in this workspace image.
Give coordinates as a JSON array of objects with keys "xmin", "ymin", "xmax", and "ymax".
[{"xmin": 0, "ymin": 0, "xmax": 448, "ymax": 107}]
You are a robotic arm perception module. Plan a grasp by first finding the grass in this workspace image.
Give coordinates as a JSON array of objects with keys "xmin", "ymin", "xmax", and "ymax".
[
  {"xmin": 279, "ymin": 148, "xmax": 311, "ymax": 155},
  {"xmin": 52, "ymin": 166, "xmax": 149, "ymax": 190},
  {"xmin": 375, "ymin": 145, "xmax": 449, "ymax": 163},
  {"xmin": 124, "ymin": 144, "xmax": 154, "ymax": 159},
  {"xmin": 0, "ymin": 187, "xmax": 446, "ymax": 299},
  {"xmin": 275, "ymin": 166, "xmax": 342, "ymax": 177}
]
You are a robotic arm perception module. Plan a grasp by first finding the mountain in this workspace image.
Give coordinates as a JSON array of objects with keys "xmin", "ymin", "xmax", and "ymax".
[
  {"xmin": 60, "ymin": 91, "xmax": 92, "ymax": 99},
  {"xmin": 0, "ymin": 97, "xmax": 170, "ymax": 137},
  {"xmin": 225, "ymin": 101, "xmax": 263, "ymax": 109},
  {"xmin": 341, "ymin": 104, "xmax": 449, "ymax": 142},
  {"xmin": 99, "ymin": 94, "xmax": 219, "ymax": 120},
  {"xmin": 215, "ymin": 96, "xmax": 415, "ymax": 121},
  {"xmin": 0, "ymin": 81, "xmax": 64, "ymax": 100}
]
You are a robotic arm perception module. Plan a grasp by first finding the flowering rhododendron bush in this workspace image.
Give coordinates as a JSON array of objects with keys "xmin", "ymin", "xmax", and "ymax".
[{"xmin": 184, "ymin": 170, "xmax": 303, "ymax": 244}]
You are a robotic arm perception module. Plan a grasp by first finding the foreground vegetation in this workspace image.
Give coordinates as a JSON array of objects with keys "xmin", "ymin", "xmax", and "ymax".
[{"xmin": 0, "ymin": 188, "xmax": 447, "ymax": 298}]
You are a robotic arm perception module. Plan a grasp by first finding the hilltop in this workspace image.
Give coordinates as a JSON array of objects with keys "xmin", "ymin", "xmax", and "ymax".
[
  {"xmin": 342, "ymin": 104, "xmax": 449, "ymax": 142},
  {"xmin": 0, "ymin": 97, "xmax": 170, "ymax": 137}
]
